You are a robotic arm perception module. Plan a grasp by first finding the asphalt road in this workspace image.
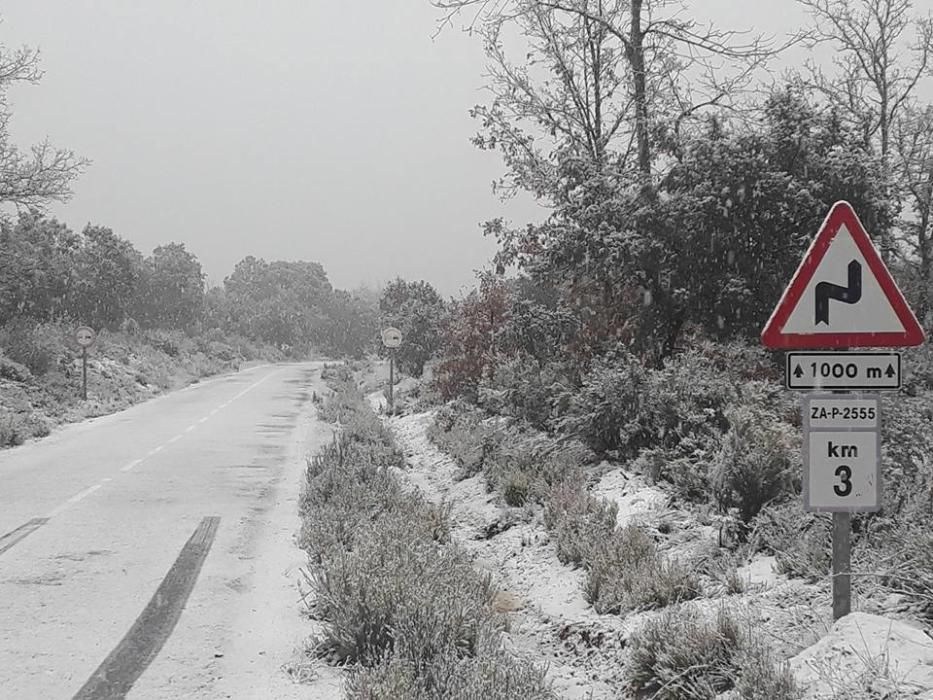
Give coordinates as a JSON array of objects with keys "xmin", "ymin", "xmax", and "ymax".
[{"xmin": 0, "ymin": 362, "xmax": 329, "ymax": 699}]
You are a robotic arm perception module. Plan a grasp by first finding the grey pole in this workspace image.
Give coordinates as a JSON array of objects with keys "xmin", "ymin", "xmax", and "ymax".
[{"xmin": 82, "ymin": 347, "xmax": 88, "ymax": 401}]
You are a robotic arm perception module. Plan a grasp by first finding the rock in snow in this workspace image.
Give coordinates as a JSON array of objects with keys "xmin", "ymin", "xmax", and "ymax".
[{"xmin": 790, "ymin": 612, "xmax": 933, "ymax": 698}]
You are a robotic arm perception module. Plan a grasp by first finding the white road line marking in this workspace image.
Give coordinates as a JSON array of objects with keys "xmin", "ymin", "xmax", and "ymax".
[
  {"xmin": 121, "ymin": 459, "xmax": 143, "ymax": 472},
  {"xmin": 47, "ymin": 502, "xmax": 72, "ymax": 518},
  {"xmin": 101, "ymin": 478, "xmax": 112, "ymax": 483},
  {"xmin": 167, "ymin": 435, "xmax": 182, "ymax": 444},
  {"xmin": 198, "ymin": 417, "xmax": 209, "ymax": 424},
  {"xmin": 66, "ymin": 484, "xmax": 101, "ymax": 505},
  {"xmin": 184, "ymin": 425, "xmax": 195, "ymax": 433},
  {"xmin": 148, "ymin": 446, "xmax": 164, "ymax": 456}
]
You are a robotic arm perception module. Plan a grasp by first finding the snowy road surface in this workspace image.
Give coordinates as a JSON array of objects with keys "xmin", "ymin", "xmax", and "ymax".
[{"xmin": 0, "ymin": 362, "xmax": 323, "ymax": 699}]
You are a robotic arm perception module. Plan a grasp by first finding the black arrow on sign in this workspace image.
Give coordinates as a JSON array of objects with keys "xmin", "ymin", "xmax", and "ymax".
[
  {"xmin": 793, "ymin": 365, "xmax": 804, "ymax": 378},
  {"xmin": 815, "ymin": 260, "xmax": 862, "ymax": 325},
  {"xmin": 886, "ymin": 364, "xmax": 895, "ymax": 378}
]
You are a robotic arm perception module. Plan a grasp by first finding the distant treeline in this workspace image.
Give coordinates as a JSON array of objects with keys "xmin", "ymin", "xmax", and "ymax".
[{"xmin": 0, "ymin": 210, "xmax": 378, "ymax": 358}]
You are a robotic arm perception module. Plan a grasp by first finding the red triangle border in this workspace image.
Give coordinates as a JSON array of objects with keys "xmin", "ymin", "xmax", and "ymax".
[{"xmin": 761, "ymin": 201, "xmax": 925, "ymax": 349}]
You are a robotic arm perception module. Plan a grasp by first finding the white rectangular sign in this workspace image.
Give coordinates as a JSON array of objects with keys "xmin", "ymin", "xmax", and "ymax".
[
  {"xmin": 786, "ymin": 352, "xmax": 900, "ymax": 391},
  {"xmin": 802, "ymin": 394, "xmax": 881, "ymax": 512},
  {"xmin": 806, "ymin": 396, "xmax": 879, "ymax": 430}
]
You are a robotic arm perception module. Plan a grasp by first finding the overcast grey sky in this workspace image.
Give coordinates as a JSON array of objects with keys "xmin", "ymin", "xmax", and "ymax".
[{"xmin": 1, "ymin": 1, "xmax": 919, "ymax": 296}]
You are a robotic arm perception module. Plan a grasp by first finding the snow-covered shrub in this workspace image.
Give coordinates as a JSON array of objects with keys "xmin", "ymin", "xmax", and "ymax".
[
  {"xmin": 626, "ymin": 605, "xmax": 744, "ymax": 699},
  {"xmin": 427, "ymin": 403, "xmax": 503, "ymax": 480},
  {"xmin": 732, "ymin": 635, "xmax": 800, "ymax": 700},
  {"xmin": 499, "ymin": 465, "xmax": 532, "ymax": 506},
  {"xmin": 750, "ymin": 503, "xmax": 830, "ymax": 583},
  {"xmin": 491, "ymin": 357, "xmax": 570, "ymax": 431},
  {"xmin": 555, "ymin": 350, "xmax": 649, "ymax": 456},
  {"xmin": 311, "ymin": 520, "xmax": 497, "ymax": 666},
  {"xmin": 0, "ymin": 353, "xmax": 32, "ymax": 382},
  {"xmin": 626, "ymin": 604, "xmax": 796, "ymax": 699},
  {"xmin": 0, "ymin": 411, "xmax": 25, "ymax": 447},
  {"xmin": 346, "ymin": 643, "xmax": 555, "ymax": 700},
  {"xmin": 141, "ymin": 328, "xmax": 191, "ymax": 358},
  {"xmin": 878, "ymin": 394, "xmax": 933, "ymax": 524},
  {"xmin": 584, "ymin": 524, "xmax": 700, "ymax": 613},
  {"xmin": 483, "ymin": 442, "xmax": 584, "ymax": 506},
  {"xmin": 711, "ymin": 406, "xmax": 797, "ymax": 525},
  {"xmin": 303, "ymin": 382, "xmax": 550, "ymax": 696},
  {"xmin": 0, "ymin": 319, "xmax": 65, "ymax": 376},
  {"xmin": 543, "ymin": 482, "xmax": 618, "ymax": 566}
]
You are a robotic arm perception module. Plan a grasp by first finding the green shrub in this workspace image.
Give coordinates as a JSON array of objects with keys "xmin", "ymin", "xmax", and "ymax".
[
  {"xmin": 543, "ymin": 482, "xmax": 618, "ymax": 566},
  {"xmin": 0, "ymin": 412, "xmax": 24, "ymax": 447},
  {"xmin": 0, "ymin": 354, "xmax": 33, "ymax": 382},
  {"xmin": 301, "ymin": 381, "xmax": 550, "ymax": 698},
  {"xmin": 750, "ymin": 504, "xmax": 830, "ymax": 582},
  {"xmin": 143, "ymin": 328, "xmax": 185, "ymax": 357},
  {"xmin": 500, "ymin": 466, "xmax": 532, "ymax": 506},
  {"xmin": 427, "ymin": 403, "xmax": 503, "ymax": 480},
  {"xmin": 346, "ymin": 645, "xmax": 555, "ymax": 700},
  {"xmin": 490, "ymin": 357, "xmax": 571, "ymax": 431},
  {"xmin": 711, "ymin": 407, "xmax": 796, "ymax": 525},
  {"xmin": 626, "ymin": 604, "xmax": 799, "ymax": 700},
  {"xmin": 733, "ymin": 636, "xmax": 801, "ymax": 700},
  {"xmin": 300, "ymin": 437, "xmax": 446, "ymax": 565},
  {"xmin": 584, "ymin": 524, "xmax": 701, "ymax": 614},
  {"xmin": 554, "ymin": 351, "xmax": 648, "ymax": 456},
  {"xmin": 626, "ymin": 605, "xmax": 743, "ymax": 699},
  {"xmin": 0, "ymin": 319, "xmax": 64, "ymax": 376},
  {"xmin": 310, "ymin": 519, "xmax": 496, "ymax": 666}
]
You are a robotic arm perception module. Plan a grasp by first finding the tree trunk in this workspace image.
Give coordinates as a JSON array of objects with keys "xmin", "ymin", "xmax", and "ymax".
[
  {"xmin": 628, "ymin": 0, "xmax": 651, "ymax": 188},
  {"xmin": 919, "ymin": 204, "xmax": 931, "ymax": 324}
]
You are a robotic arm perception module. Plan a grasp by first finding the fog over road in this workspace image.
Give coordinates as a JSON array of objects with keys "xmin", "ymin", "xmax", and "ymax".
[{"xmin": 0, "ymin": 362, "xmax": 327, "ymax": 699}]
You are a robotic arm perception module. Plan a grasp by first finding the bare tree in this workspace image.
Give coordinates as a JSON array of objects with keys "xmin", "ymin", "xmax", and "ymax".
[
  {"xmin": 894, "ymin": 103, "xmax": 933, "ymax": 321},
  {"xmin": 433, "ymin": 0, "xmax": 798, "ymax": 196},
  {"xmin": 797, "ymin": 0, "xmax": 933, "ymax": 260},
  {"xmin": 0, "ymin": 35, "xmax": 88, "ymax": 211}
]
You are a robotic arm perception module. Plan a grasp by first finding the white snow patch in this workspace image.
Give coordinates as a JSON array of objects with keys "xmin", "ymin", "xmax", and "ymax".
[
  {"xmin": 592, "ymin": 466, "xmax": 670, "ymax": 528},
  {"xmin": 380, "ymin": 408, "xmax": 626, "ymax": 699},
  {"xmin": 736, "ymin": 554, "xmax": 782, "ymax": 590},
  {"xmin": 790, "ymin": 612, "xmax": 933, "ymax": 698}
]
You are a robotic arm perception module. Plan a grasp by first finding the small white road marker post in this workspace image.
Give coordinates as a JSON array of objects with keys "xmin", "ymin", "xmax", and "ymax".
[
  {"xmin": 761, "ymin": 201, "xmax": 924, "ymax": 621},
  {"xmin": 75, "ymin": 325, "xmax": 97, "ymax": 401},
  {"xmin": 381, "ymin": 327, "xmax": 402, "ymax": 413}
]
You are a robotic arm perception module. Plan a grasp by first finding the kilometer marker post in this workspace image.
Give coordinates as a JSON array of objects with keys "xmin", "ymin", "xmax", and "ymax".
[
  {"xmin": 74, "ymin": 325, "xmax": 96, "ymax": 401},
  {"xmin": 381, "ymin": 327, "xmax": 403, "ymax": 415},
  {"xmin": 761, "ymin": 201, "xmax": 925, "ymax": 623},
  {"xmin": 831, "ymin": 383, "xmax": 851, "ymax": 621}
]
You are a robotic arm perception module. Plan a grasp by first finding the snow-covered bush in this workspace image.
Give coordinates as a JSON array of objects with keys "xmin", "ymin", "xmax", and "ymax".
[
  {"xmin": 491, "ymin": 357, "xmax": 571, "ymax": 431},
  {"xmin": 543, "ymin": 482, "xmax": 618, "ymax": 566},
  {"xmin": 750, "ymin": 503, "xmax": 830, "ymax": 583},
  {"xmin": 346, "ymin": 643, "xmax": 556, "ymax": 700},
  {"xmin": 625, "ymin": 604, "xmax": 798, "ymax": 700},
  {"xmin": 303, "ymin": 381, "xmax": 550, "ymax": 695},
  {"xmin": 0, "ymin": 318, "xmax": 65, "ymax": 376},
  {"xmin": 711, "ymin": 406, "xmax": 797, "ymax": 525},
  {"xmin": 0, "ymin": 353, "xmax": 32, "ymax": 382},
  {"xmin": 311, "ymin": 519, "xmax": 497, "ymax": 666},
  {"xmin": 555, "ymin": 350, "xmax": 649, "ymax": 456},
  {"xmin": 584, "ymin": 525, "xmax": 700, "ymax": 614},
  {"xmin": 427, "ymin": 403, "xmax": 503, "ymax": 480}
]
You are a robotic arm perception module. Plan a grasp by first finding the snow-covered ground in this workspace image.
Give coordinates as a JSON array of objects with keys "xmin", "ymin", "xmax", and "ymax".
[{"xmin": 372, "ymin": 394, "xmax": 933, "ymax": 699}]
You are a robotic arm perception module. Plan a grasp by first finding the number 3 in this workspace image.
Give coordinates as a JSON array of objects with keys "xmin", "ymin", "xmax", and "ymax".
[{"xmin": 834, "ymin": 465, "xmax": 852, "ymax": 497}]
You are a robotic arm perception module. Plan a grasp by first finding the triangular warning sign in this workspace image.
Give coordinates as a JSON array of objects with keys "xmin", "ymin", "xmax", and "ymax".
[{"xmin": 761, "ymin": 201, "xmax": 925, "ymax": 349}]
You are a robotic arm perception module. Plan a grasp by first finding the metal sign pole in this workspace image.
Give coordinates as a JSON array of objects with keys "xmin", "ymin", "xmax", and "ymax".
[
  {"xmin": 762, "ymin": 201, "xmax": 923, "ymax": 626},
  {"xmin": 388, "ymin": 350, "xmax": 394, "ymax": 413},
  {"xmin": 832, "ymin": 511, "xmax": 851, "ymax": 620},
  {"xmin": 830, "ymin": 378, "xmax": 851, "ymax": 622},
  {"xmin": 82, "ymin": 347, "xmax": 88, "ymax": 401}
]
